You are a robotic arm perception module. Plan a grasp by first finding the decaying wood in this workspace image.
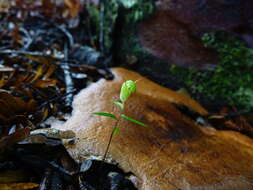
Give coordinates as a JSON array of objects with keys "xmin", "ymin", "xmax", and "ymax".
[{"xmin": 54, "ymin": 68, "xmax": 253, "ymax": 190}]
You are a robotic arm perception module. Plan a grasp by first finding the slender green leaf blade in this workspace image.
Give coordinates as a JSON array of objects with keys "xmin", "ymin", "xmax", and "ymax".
[
  {"xmin": 112, "ymin": 127, "xmax": 120, "ymax": 136},
  {"xmin": 112, "ymin": 101, "xmax": 124, "ymax": 110},
  {"xmin": 120, "ymin": 114, "xmax": 147, "ymax": 127},
  {"xmin": 92, "ymin": 112, "xmax": 116, "ymax": 119}
]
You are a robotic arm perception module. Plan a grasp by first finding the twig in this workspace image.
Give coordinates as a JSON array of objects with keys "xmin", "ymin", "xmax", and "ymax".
[
  {"xmin": 36, "ymin": 90, "xmax": 76, "ymax": 111},
  {"xmin": 54, "ymin": 24, "xmax": 74, "ymax": 48},
  {"xmin": 0, "ymin": 49, "xmax": 62, "ymax": 59},
  {"xmin": 49, "ymin": 161, "xmax": 76, "ymax": 176},
  {"xmin": 62, "ymin": 43, "xmax": 74, "ymax": 106},
  {"xmin": 19, "ymin": 27, "xmax": 33, "ymax": 50}
]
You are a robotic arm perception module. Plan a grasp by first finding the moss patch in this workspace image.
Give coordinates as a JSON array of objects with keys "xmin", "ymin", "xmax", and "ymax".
[{"xmin": 170, "ymin": 32, "xmax": 253, "ymax": 110}]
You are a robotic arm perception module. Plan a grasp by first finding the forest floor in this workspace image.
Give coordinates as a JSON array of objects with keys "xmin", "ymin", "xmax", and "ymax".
[{"xmin": 0, "ymin": 1, "xmax": 253, "ymax": 190}]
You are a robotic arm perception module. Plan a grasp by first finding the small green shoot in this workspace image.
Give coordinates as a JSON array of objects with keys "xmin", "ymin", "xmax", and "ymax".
[
  {"xmin": 92, "ymin": 79, "xmax": 146, "ymax": 162},
  {"xmin": 120, "ymin": 80, "xmax": 137, "ymax": 102},
  {"xmin": 120, "ymin": 114, "xmax": 147, "ymax": 127},
  {"xmin": 112, "ymin": 101, "xmax": 124, "ymax": 110},
  {"xmin": 112, "ymin": 127, "xmax": 120, "ymax": 136},
  {"xmin": 92, "ymin": 112, "xmax": 117, "ymax": 119}
]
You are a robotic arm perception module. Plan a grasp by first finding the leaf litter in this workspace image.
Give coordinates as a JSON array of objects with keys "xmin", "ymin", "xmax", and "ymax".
[{"xmin": 0, "ymin": 1, "xmax": 130, "ymax": 190}]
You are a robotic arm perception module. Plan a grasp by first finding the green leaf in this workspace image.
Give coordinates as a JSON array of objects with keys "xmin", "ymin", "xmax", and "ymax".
[
  {"xmin": 120, "ymin": 80, "xmax": 136, "ymax": 102},
  {"xmin": 112, "ymin": 127, "xmax": 120, "ymax": 136},
  {"xmin": 92, "ymin": 112, "xmax": 117, "ymax": 119},
  {"xmin": 120, "ymin": 114, "xmax": 147, "ymax": 127},
  {"xmin": 112, "ymin": 101, "xmax": 124, "ymax": 110}
]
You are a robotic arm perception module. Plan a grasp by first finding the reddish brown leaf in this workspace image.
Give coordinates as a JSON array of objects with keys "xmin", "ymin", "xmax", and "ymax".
[
  {"xmin": 139, "ymin": 0, "xmax": 253, "ymax": 67},
  {"xmin": 0, "ymin": 90, "xmax": 32, "ymax": 115},
  {"xmin": 30, "ymin": 65, "xmax": 46, "ymax": 83},
  {"xmin": 0, "ymin": 127, "xmax": 30, "ymax": 151},
  {"xmin": 0, "ymin": 99, "xmax": 15, "ymax": 117},
  {"xmin": 13, "ymin": 97, "xmax": 29, "ymax": 113},
  {"xmin": 11, "ymin": 26, "xmax": 22, "ymax": 43},
  {"xmin": 34, "ymin": 107, "xmax": 49, "ymax": 123},
  {"xmin": 33, "ymin": 79, "xmax": 57, "ymax": 88},
  {"xmin": 139, "ymin": 11, "xmax": 218, "ymax": 67},
  {"xmin": 0, "ymin": 113, "xmax": 8, "ymax": 125},
  {"xmin": 44, "ymin": 64, "xmax": 56, "ymax": 79},
  {"xmin": 15, "ymin": 73, "xmax": 31, "ymax": 85},
  {"xmin": 42, "ymin": 0, "xmax": 55, "ymax": 16},
  {"xmin": 26, "ymin": 99, "xmax": 37, "ymax": 113},
  {"xmin": 0, "ymin": 90, "xmax": 21, "ymax": 112},
  {"xmin": 15, "ymin": 115, "xmax": 36, "ymax": 130},
  {"xmin": 0, "ymin": 169, "xmax": 30, "ymax": 183},
  {"xmin": 0, "ymin": 71, "xmax": 15, "ymax": 88},
  {"xmin": 156, "ymin": 0, "xmax": 253, "ymax": 33}
]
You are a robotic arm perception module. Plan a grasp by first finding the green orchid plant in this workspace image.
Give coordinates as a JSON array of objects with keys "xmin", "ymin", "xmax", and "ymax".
[{"xmin": 92, "ymin": 80, "xmax": 147, "ymax": 161}]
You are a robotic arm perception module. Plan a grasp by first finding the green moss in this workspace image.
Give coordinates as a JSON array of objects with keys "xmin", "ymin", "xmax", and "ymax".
[{"xmin": 170, "ymin": 32, "xmax": 253, "ymax": 110}]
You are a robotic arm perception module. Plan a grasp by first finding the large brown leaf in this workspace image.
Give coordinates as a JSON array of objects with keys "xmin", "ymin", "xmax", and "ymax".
[
  {"xmin": 139, "ymin": 11, "xmax": 218, "ymax": 67},
  {"xmin": 54, "ymin": 68, "xmax": 253, "ymax": 190},
  {"xmin": 139, "ymin": 0, "xmax": 253, "ymax": 67},
  {"xmin": 0, "ymin": 127, "xmax": 30, "ymax": 151},
  {"xmin": 156, "ymin": 0, "xmax": 250, "ymax": 33}
]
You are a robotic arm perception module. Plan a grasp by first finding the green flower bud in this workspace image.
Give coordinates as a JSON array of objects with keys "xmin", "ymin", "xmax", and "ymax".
[{"xmin": 120, "ymin": 80, "xmax": 136, "ymax": 102}]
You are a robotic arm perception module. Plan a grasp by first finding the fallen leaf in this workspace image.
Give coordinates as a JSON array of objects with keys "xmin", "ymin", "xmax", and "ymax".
[{"xmin": 0, "ymin": 182, "xmax": 39, "ymax": 190}]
